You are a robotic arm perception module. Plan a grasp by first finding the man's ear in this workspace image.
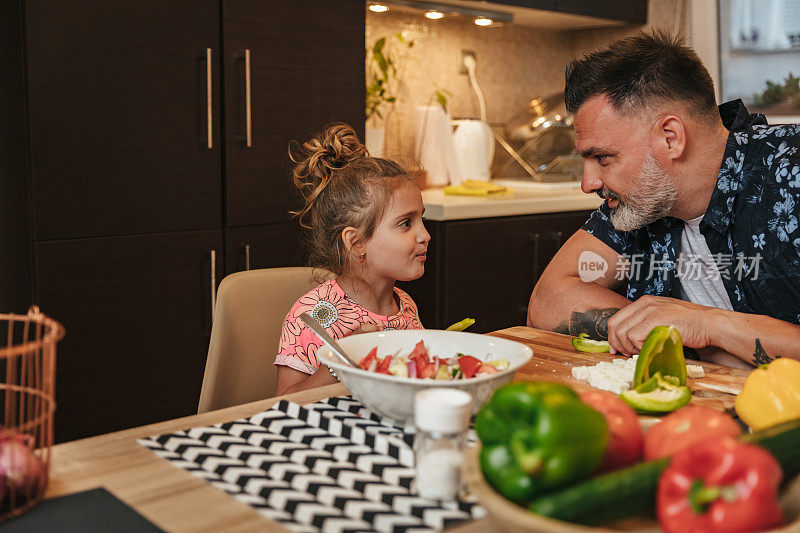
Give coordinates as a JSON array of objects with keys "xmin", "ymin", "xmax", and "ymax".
[
  {"xmin": 341, "ymin": 226, "xmax": 363, "ymax": 255},
  {"xmin": 651, "ymin": 115, "xmax": 686, "ymax": 162}
]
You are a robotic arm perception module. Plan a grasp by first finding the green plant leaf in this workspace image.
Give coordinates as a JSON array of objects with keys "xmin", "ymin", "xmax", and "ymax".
[
  {"xmin": 436, "ymin": 91, "xmax": 447, "ymax": 110},
  {"xmin": 373, "ymin": 37, "xmax": 386, "ymax": 55},
  {"xmin": 375, "ymin": 52, "xmax": 388, "ymax": 78}
]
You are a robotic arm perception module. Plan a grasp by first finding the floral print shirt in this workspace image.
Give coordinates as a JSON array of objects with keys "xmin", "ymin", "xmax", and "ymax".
[
  {"xmin": 582, "ymin": 99, "xmax": 800, "ymax": 325},
  {"xmin": 275, "ymin": 279, "xmax": 423, "ymax": 374}
]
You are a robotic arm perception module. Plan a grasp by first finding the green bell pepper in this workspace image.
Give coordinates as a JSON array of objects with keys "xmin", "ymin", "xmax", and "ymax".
[
  {"xmin": 572, "ymin": 333, "xmax": 610, "ymax": 353},
  {"xmin": 620, "ymin": 371, "xmax": 692, "ymax": 414},
  {"xmin": 475, "ymin": 382, "xmax": 609, "ymax": 503},
  {"xmin": 632, "ymin": 325, "xmax": 687, "ymax": 387}
]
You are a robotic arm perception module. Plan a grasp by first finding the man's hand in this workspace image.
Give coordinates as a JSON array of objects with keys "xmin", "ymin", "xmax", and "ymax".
[{"xmin": 607, "ymin": 295, "xmax": 718, "ymax": 355}]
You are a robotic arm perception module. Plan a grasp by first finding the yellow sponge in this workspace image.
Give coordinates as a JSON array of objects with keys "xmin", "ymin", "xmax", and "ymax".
[{"xmin": 444, "ymin": 180, "xmax": 510, "ymax": 197}]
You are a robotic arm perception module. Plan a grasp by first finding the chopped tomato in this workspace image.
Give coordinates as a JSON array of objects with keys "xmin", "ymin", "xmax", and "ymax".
[
  {"xmin": 408, "ymin": 340, "xmax": 429, "ymax": 363},
  {"xmin": 434, "ymin": 356, "xmax": 451, "ymax": 367},
  {"xmin": 375, "ymin": 355, "xmax": 392, "ymax": 375},
  {"xmin": 458, "ymin": 355, "xmax": 482, "ymax": 378},
  {"xmin": 476, "ymin": 364, "xmax": 499, "ymax": 375},
  {"xmin": 359, "ymin": 347, "xmax": 378, "ymax": 370},
  {"xmin": 419, "ymin": 363, "xmax": 436, "ymax": 379}
]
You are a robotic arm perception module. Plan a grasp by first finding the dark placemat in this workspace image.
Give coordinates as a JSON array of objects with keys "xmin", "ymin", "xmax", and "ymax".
[
  {"xmin": 0, "ymin": 487, "xmax": 163, "ymax": 532},
  {"xmin": 139, "ymin": 395, "xmax": 484, "ymax": 533}
]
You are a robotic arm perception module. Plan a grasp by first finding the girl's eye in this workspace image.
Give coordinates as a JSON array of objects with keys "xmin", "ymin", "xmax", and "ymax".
[{"xmin": 398, "ymin": 219, "xmax": 411, "ymax": 228}]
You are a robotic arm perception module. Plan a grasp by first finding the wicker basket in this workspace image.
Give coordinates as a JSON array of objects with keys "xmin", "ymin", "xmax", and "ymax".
[{"xmin": 0, "ymin": 306, "xmax": 63, "ymax": 520}]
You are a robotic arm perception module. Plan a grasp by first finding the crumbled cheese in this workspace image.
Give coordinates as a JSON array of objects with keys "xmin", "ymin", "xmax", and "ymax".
[
  {"xmin": 571, "ymin": 355, "xmax": 639, "ymax": 395},
  {"xmin": 687, "ymin": 364, "xmax": 705, "ymax": 378},
  {"xmin": 572, "ymin": 356, "xmax": 706, "ymax": 394}
]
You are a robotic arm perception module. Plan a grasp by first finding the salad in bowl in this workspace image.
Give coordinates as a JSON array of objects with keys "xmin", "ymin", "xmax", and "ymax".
[{"xmin": 317, "ymin": 330, "xmax": 533, "ymax": 424}]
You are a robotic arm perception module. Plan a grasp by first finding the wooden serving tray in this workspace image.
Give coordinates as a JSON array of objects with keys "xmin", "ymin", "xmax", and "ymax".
[{"xmin": 463, "ymin": 445, "xmax": 800, "ymax": 533}]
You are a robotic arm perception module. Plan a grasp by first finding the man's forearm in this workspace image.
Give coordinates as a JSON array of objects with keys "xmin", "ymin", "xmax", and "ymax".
[
  {"xmin": 527, "ymin": 274, "xmax": 630, "ymax": 339},
  {"xmin": 710, "ymin": 309, "xmax": 800, "ymax": 364}
]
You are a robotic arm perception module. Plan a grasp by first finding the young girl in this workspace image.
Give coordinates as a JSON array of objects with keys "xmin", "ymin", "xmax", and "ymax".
[{"xmin": 274, "ymin": 124, "xmax": 430, "ymax": 395}]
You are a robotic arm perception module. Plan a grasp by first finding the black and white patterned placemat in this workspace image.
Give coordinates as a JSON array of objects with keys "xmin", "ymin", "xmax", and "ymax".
[{"xmin": 138, "ymin": 396, "xmax": 485, "ymax": 533}]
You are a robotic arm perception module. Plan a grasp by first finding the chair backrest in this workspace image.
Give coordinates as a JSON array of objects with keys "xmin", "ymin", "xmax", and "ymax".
[{"xmin": 197, "ymin": 267, "xmax": 329, "ymax": 413}]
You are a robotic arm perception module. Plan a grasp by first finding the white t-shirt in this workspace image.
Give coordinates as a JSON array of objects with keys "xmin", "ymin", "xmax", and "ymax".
[{"xmin": 673, "ymin": 215, "xmax": 734, "ymax": 310}]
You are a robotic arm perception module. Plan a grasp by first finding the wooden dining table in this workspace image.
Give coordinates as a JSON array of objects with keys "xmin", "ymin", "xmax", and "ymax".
[{"xmin": 42, "ymin": 326, "xmax": 751, "ymax": 532}]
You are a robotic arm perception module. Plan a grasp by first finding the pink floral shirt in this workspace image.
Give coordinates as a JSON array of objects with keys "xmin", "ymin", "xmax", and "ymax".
[{"xmin": 275, "ymin": 279, "xmax": 423, "ymax": 374}]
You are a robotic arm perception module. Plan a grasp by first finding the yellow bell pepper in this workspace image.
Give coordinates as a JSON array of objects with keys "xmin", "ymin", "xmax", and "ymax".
[{"xmin": 735, "ymin": 358, "xmax": 800, "ymax": 430}]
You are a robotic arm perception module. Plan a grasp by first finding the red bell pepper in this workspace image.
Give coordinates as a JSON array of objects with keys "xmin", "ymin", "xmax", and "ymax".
[
  {"xmin": 359, "ymin": 347, "xmax": 378, "ymax": 370},
  {"xmin": 657, "ymin": 437, "xmax": 784, "ymax": 533}
]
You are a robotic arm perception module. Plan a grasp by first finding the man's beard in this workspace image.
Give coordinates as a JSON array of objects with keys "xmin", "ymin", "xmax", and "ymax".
[{"xmin": 599, "ymin": 153, "xmax": 677, "ymax": 231}]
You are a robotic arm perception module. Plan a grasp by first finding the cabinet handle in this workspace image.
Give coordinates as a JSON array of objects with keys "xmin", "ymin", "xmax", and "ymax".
[
  {"xmin": 531, "ymin": 232, "xmax": 541, "ymax": 273},
  {"xmin": 206, "ymin": 48, "xmax": 213, "ymax": 150},
  {"xmin": 552, "ymin": 230, "xmax": 563, "ymax": 250},
  {"xmin": 209, "ymin": 249, "xmax": 217, "ymax": 323},
  {"xmin": 244, "ymin": 244, "xmax": 251, "ymax": 271},
  {"xmin": 244, "ymin": 49, "xmax": 252, "ymax": 148}
]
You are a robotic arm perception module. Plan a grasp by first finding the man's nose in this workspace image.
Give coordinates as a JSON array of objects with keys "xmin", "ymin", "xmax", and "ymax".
[{"xmin": 581, "ymin": 163, "xmax": 603, "ymax": 194}]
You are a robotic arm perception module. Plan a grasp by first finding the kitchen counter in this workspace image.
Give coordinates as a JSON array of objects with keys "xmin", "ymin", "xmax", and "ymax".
[{"xmin": 422, "ymin": 183, "xmax": 603, "ymax": 221}]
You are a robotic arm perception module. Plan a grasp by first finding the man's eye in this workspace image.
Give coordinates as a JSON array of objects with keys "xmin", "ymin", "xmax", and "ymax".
[{"xmin": 597, "ymin": 155, "xmax": 608, "ymax": 165}]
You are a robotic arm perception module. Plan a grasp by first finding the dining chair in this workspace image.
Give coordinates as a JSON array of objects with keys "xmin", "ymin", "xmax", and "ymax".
[{"xmin": 197, "ymin": 266, "xmax": 330, "ymax": 414}]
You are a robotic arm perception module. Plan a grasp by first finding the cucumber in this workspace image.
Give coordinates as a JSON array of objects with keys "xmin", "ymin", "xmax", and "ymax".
[
  {"xmin": 741, "ymin": 418, "xmax": 800, "ymax": 478},
  {"xmin": 527, "ymin": 417, "xmax": 800, "ymax": 526},
  {"xmin": 529, "ymin": 458, "xmax": 668, "ymax": 525}
]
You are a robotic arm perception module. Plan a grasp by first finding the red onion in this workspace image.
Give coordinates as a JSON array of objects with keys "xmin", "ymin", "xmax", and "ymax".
[
  {"xmin": 407, "ymin": 360, "xmax": 418, "ymax": 379},
  {"xmin": 0, "ymin": 432, "xmax": 46, "ymax": 507}
]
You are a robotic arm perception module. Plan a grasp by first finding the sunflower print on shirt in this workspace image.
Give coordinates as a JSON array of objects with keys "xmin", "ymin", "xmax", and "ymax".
[{"xmin": 274, "ymin": 279, "xmax": 423, "ymax": 374}]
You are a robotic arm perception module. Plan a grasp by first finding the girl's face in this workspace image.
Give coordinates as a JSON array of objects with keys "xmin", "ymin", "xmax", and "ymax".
[{"xmin": 361, "ymin": 181, "xmax": 430, "ymax": 283}]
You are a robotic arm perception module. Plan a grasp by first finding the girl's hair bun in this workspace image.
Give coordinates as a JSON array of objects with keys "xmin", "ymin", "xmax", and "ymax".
[{"xmin": 294, "ymin": 123, "xmax": 367, "ymax": 184}]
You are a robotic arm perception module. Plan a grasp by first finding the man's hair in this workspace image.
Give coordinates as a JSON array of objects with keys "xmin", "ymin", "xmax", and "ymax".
[{"xmin": 565, "ymin": 30, "xmax": 718, "ymax": 120}]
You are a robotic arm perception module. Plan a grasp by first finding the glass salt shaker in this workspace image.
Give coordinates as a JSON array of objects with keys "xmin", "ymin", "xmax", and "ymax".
[{"xmin": 414, "ymin": 388, "xmax": 473, "ymax": 500}]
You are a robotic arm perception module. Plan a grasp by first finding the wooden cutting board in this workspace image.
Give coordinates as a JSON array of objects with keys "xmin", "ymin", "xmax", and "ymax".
[{"xmin": 489, "ymin": 326, "xmax": 751, "ymax": 412}]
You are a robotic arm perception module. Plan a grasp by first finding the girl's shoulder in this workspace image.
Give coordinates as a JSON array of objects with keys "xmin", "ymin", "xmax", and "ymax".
[
  {"xmin": 285, "ymin": 278, "xmax": 346, "ymax": 321},
  {"xmin": 284, "ymin": 279, "xmax": 369, "ymax": 336},
  {"xmin": 393, "ymin": 286, "xmax": 418, "ymax": 313}
]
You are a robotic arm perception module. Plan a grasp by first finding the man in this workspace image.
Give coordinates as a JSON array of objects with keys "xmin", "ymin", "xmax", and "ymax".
[{"xmin": 527, "ymin": 31, "xmax": 800, "ymax": 367}]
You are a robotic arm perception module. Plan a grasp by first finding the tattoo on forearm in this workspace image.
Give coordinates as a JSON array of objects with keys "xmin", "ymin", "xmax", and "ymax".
[
  {"xmin": 566, "ymin": 308, "xmax": 620, "ymax": 340},
  {"xmin": 554, "ymin": 321, "xmax": 570, "ymax": 335},
  {"xmin": 752, "ymin": 338, "xmax": 778, "ymax": 366}
]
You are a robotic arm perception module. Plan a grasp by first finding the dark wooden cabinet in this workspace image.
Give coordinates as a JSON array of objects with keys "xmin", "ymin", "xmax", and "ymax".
[
  {"xmin": 224, "ymin": 223, "xmax": 306, "ymax": 274},
  {"xmin": 223, "ymin": 0, "xmax": 364, "ymax": 227},
  {"xmin": 36, "ymin": 231, "xmax": 222, "ymax": 442},
  {"xmin": 26, "ymin": 0, "xmax": 223, "ymax": 240},
  {"xmin": 401, "ymin": 211, "xmax": 593, "ymax": 333},
  {"xmin": 3, "ymin": 0, "xmax": 364, "ymax": 442}
]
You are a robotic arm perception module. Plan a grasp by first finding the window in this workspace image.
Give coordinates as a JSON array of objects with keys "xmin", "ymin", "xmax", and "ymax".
[{"xmin": 719, "ymin": 0, "xmax": 800, "ymax": 121}]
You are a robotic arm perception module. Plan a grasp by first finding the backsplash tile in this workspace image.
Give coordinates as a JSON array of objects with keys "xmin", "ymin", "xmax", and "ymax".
[{"xmin": 366, "ymin": 0, "xmax": 685, "ymax": 163}]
